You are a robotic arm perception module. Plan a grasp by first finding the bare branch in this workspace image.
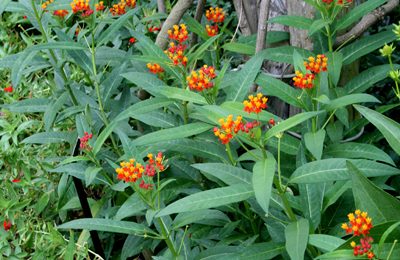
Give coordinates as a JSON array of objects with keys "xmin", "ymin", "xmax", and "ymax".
[
  {"xmin": 255, "ymin": 0, "xmax": 271, "ymax": 53},
  {"xmin": 335, "ymin": 0, "xmax": 399, "ymax": 46},
  {"xmin": 157, "ymin": 0, "xmax": 166, "ymax": 14},
  {"xmin": 155, "ymin": 0, "xmax": 194, "ymax": 49},
  {"xmin": 190, "ymin": 0, "xmax": 206, "ymax": 48},
  {"xmin": 232, "ymin": 0, "xmax": 252, "ymax": 36},
  {"xmin": 242, "ymin": 0, "xmax": 259, "ymax": 34}
]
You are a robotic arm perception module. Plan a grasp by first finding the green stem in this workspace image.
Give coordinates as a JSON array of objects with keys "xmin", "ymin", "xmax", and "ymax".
[
  {"xmin": 177, "ymin": 225, "xmax": 189, "ymax": 255},
  {"xmin": 277, "ymin": 136, "xmax": 282, "ymax": 188},
  {"xmin": 244, "ymin": 201, "xmax": 258, "ymax": 235},
  {"xmin": 386, "ymin": 239, "xmax": 398, "ymax": 260},
  {"xmin": 225, "ymin": 143, "xmax": 236, "ymax": 165},
  {"xmin": 273, "ymin": 177, "xmax": 296, "ymax": 221},
  {"xmin": 157, "ymin": 218, "xmax": 178, "ymax": 258},
  {"xmin": 325, "ymin": 25, "xmax": 333, "ymax": 52},
  {"xmin": 234, "ymin": 136, "xmax": 262, "ymax": 161},
  {"xmin": 388, "ymin": 55, "xmax": 400, "ymax": 100},
  {"xmin": 321, "ymin": 109, "xmax": 337, "ymax": 130},
  {"xmin": 182, "ymin": 101, "xmax": 189, "ymax": 124},
  {"xmin": 157, "ymin": 170, "xmax": 160, "ymax": 210}
]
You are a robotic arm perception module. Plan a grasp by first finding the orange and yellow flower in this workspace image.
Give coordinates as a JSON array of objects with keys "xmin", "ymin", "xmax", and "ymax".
[
  {"xmin": 214, "ymin": 115, "xmax": 244, "ymax": 144},
  {"xmin": 293, "ymin": 71, "xmax": 315, "ymax": 89},
  {"xmin": 206, "ymin": 7, "xmax": 225, "ymax": 23},
  {"xmin": 42, "ymin": 0, "xmax": 54, "ymax": 10},
  {"xmin": 95, "ymin": 1, "xmax": 105, "ymax": 11},
  {"xmin": 70, "ymin": 0, "xmax": 91, "ymax": 13},
  {"xmin": 147, "ymin": 63, "xmax": 164, "ymax": 74},
  {"xmin": 53, "ymin": 9, "xmax": 69, "ymax": 18},
  {"xmin": 342, "ymin": 210, "xmax": 375, "ymax": 258},
  {"xmin": 115, "ymin": 159, "xmax": 144, "ymax": 183},
  {"xmin": 167, "ymin": 24, "xmax": 188, "ymax": 43},
  {"xmin": 187, "ymin": 65, "xmax": 216, "ymax": 91},
  {"xmin": 243, "ymin": 93, "xmax": 268, "ymax": 114},
  {"xmin": 165, "ymin": 41, "xmax": 188, "ymax": 66},
  {"xmin": 304, "ymin": 54, "xmax": 328, "ymax": 74},
  {"xmin": 206, "ymin": 24, "xmax": 219, "ymax": 37}
]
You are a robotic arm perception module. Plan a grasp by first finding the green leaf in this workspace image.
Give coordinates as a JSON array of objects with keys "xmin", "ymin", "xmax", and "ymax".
[
  {"xmin": 290, "ymin": 159, "xmax": 400, "ymax": 183},
  {"xmin": 323, "ymin": 94, "xmax": 380, "ymax": 111},
  {"xmin": 222, "ymin": 42, "xmax": 255, "ymax": 55},
  {"xmin": 156, "ymin": 87, "xmax": 207, "ymax": 104},
  {"xmin": 253, "ymin": 156, "xmax": 276, "ymax": 215},
  {"xmin": 156, "ymin": 184, "xmax": 254, "ymax": 217},
  {"xmin": 84, "ymin": 167, "xmax": 102, "ymax": 187},
  {"xmin": 324, "ymin": 142, "xmax": 395, "ymax": 166},
  {"xmin": 264, "ymin": 111, "xmax": 323, "ymax": 141},
  {"xmin": 22, "ymin": 132, "xmax": 76, "ymax": 145},
  {"xmin": 132, "ymin": 123, "xmax": 212, "ymax": 146},
  {"xmin": 299, "ymin": 183, "xmax": 325, "ymax": 230},
  {"xmin": 354, "ymin": 105, "xmax": 400, "ymax": 155},
  {"xmin": 0, "ymin": 0, "xmax": 11, "ymax": 16},
  {"xmin": 93, "ymin": 98, "xmax": 173, "ymax": 154},
  {"xmin": 44, "ymin": 92, "xmax": 69, "ymax": 132},
  {"xmin": 344, "ymin": 64, "xmax": 400, "ymax": 94},
  {"xmin": 285, "ymin": 218, "xmax": 309, "ymax": 260},
  {"xmin": 316, "ymin": 250, "xmax": 360, "ymax": 259},
  {"xmin": 309, "ymin": 19, "xmax": 331, "ymax": 36},
  {"xmin": 172, "ymin": 209, "xmax": 230, "ymax": 229},
  {"xmin": 115, "ymin": 193, "xmax": 147, "ymax": 220},
  {"xmin": 256, "ymin": 73, "xmax": 303, "ymax": 108},
  {"xmin": 348, "ymin": 161, "xmax": 400, "ymax": 225},
  {"xmin": 378, "ymin": 221, "xmax": 400, "ymax": 256},
  {"xmin": 335, "ymin": 0, "xmax": 387, "ymax": 31},
  {"xmin": 182, "ymin": 14, "xmax": 208, "ymax": 41},
  {"xmin": 188, "ymin": 35, "xmax": 221, "ymax": 63},
  {"xmin": 341, "ymin": 30, "xmax": 397, "ymax": 65},
  {"xmin": 2, "ymin": 98, "xmax": 49, "ymax": 113},
  {"xmin": 191, "ymin": 163, "xmax": 251, "ymax": 185},
  {"xmin": 308, "ymin": 234, "xmax": 345, "ymax": 253},
  {"xmin": 57, "ymin": 218, "xmax": 156, "ymax": 236},
  {"xmin": 265, "ymin": 46, "xmax": 314, "ymax": 64},
  {"xmin": 268, "ymin": 15, "xmax": 313, "ymax": 30},
  {"xmin": 304, "ymin": 129, "xmax": 326, "ymax": 160},
  {"xmin": 226, "ymin": 50, "xmax": 266, "ymax": 102},
  {"xmin": 97, "ymin": 9, "xmax": 136, "ymax": 46},
  {"xmin": 326, "ymin": 52, "xmax": 343, "ymax": 87},
  {"xmin": 239, "ymin": 242, "xmax": 285, "ymax": 259}
]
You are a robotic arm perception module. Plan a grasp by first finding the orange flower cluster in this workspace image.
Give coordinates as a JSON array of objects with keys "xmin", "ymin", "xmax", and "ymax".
[
  {"xmin": 70, "ymin": 0, "xmax": 90, "ymax": 13},
  {"xmin": 213, "ymin": 115, "xmax": 259, "ymax": 144},
  {"xmin": 79, "ymin": 132, "xmax": 93, "ymax": 151},
  {"xmin": 110, "ymin": 0, "xmax": 135, "ymax": 15},
  {"xmin": 116, "ymin": 159, "xmax": 144, "ymax": 183},
  {"xmin": 342, "ymin": 210, "xmax": 375, "ymax": 259},
  {"xmin": 41, "ymin": 0, "xmax": 54, "ymax": 10},
  {"xmin": 205, "ymin": 7, "xmax": 225, "ymax": 37},
  {"xmin": 293, "ymin": 54, "xmax": 328, "ymax": 89},
  {"xmin": 187, "ymin": 65, "xmax": 216, "ymax": 91},
  {"xmin": 243, "ymin": 93, "xmax": 268, "ymax": 114},
  {"xmin": 165, "ymin": 24, "xmax": 189, "ymax": 66},
  {"xmin": 206, "ymin": 24, "xmax": 219, "ymax": 37},
  {"xmin": 323, "ymin": 0, "xmax": 352, "ymax": 5},
  {"xmin": 3, "ymin": 220, "xmax": 11, "ymax": 231},
  {"xmin": 206, "ymin": 7, "xmax": 225, "ymax": 23},
  {"xmin": 53, "ymin": 10, "xmax": 69, "ymax": 18},
  {"xmin": 304, "ymin": 54, "xmax": 328, "ymax": 74},
  {"xmin": 168, "ymin": 24, "xmax": 188, "ymax": 43},
  {"xmin": 147, "ymin": 63, "xmax": 164, "ymax": 74},
  {"xmin": 4, "ymin": 85, "xmax": 13, "ymax": 93},
  {"xmin": 115, "ymin": 152, "xmax": 167, "ymax": 190},
  {"xmin": 293, "ymin": 71, "xmax": 315, "ymax": 89},
  {"xmin": 95, "ymin": 1, "xmax": 105, "ymax": 11},
  {"xmin": 341, "ymin": 210, "xmax": 373, "ymax": 236}
]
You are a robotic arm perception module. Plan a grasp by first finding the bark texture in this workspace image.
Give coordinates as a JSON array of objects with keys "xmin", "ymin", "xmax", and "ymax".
[{"xmin": 155, "ymin": 0, "xmax": 194, "ymax": 49}]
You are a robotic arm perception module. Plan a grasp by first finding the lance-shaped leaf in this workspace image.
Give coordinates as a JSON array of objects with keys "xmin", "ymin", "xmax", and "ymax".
[
  {"xmin": 285, "ymin": 218, "xmax": 309, "ymax": 260},
  {"xmin": 252, "ymin": 156, "xmax": 276, "ymax": 215}
]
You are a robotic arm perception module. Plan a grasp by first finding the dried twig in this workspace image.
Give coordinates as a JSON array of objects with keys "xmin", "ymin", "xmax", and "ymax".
[
  {"xmin": 255, "ymin": 0, "xmax": 271, "ymax": 53},
  {"xmin": 155, "ymin": 0, "xmax": 194, "ymax": 49},
  {"xmin": 335, "ymin": 0, "xmax": 399, "ymax": 46}
]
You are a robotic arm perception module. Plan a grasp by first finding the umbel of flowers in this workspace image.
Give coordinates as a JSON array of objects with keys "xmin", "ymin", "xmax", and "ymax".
[
  {"xmin": 115, "ymin": 152, "xmax": 167, "ymax": 190},
  {"xmin": 187, "ymin": 65, "xmax": 216, "ymax": 92},
  {"xmin": 341, "ymin": 210, "xmax": 375, "ymax": 259},
  {"xmin": 293, "ymin": 54, "xmax": 328, "ymax": 89},
  {"xmin": 205, "ymin": 6, "xmax": 225, "ymax": 37},
  {"xmin": 166, "ymin": 24, "xmax": 189, "ymax": 66},
  {"xmin": 214, "ymin": 93, "xmax": 268, "ymax": 144}
]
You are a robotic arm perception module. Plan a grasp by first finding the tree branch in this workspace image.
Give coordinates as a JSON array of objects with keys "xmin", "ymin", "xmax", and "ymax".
[
  {"xmin": 190, "ymin": 0, "xmax": 206, "ymax": 48},
  {"xmin": 232, "ymin": 0, "xmax": 252, "ymax": 36},
  {"xmin": 335, "ymin": 0, "xmax": 399, "ymax": 46},
  {"xmin": 242, "ymin": 0, "xmax": 259, "ymax": 34},
  {"xmin": 255, "ymin": 0, "xmax": 271, "ymax": 53},
  {"xmin": 157, "ymin": 0, "xmax": 166, "ymax": 14},
  {"xmin": 155, "ymin": 0, "xmax": 194, "ymax": 49}
]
